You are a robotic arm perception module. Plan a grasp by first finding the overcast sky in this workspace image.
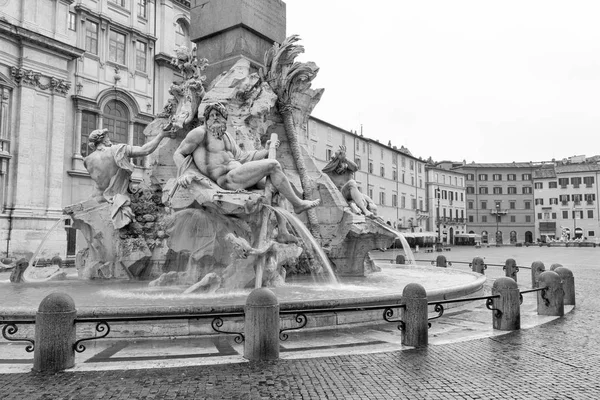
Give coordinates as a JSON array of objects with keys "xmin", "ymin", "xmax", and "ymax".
[{"xmin": 285, "ymin": 0, "xmax": 600, "ymax": 164}]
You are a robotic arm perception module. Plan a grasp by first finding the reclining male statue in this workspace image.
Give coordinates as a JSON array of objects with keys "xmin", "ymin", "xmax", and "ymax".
[
  {"xmin": 172, "ymin": 102, "xmax": 320, "ymax": 214},
  {"xmin": 322, "ymin": 145, "xmax": 378, "ymax": 218}
]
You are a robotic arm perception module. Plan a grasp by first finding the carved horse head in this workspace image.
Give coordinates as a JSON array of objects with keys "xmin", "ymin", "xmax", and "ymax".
[{"xmin": 163, "ymin": 79, "xmax": 204, "ymax": 135}]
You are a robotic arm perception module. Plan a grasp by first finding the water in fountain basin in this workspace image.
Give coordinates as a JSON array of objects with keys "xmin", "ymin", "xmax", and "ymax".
[{"xmin": 269, "ymin": 206, "xmax": 338, "ymax": 285}]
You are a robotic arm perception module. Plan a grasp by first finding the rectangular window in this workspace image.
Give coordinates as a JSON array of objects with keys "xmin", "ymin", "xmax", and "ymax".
[
  {"xmin": 535, "ymin": 199, "xmax": 544, "ymax": 206},
  {"xmin": 392, "ymin": 169, "xmax": 397, "ymax": 180},
  {"xmin": 478, "ymin": 174, "xmax": 488, "ymax": 181},
  {"xmin": 355, "ymin": 158, "xmax": 361, "ymax": 170},
  {"xmin": 549, "ymin": 198, "xmax": 558, "ymax": 205},
  {"xmin": 522, "ymin": 174, "xmax": 532, "ymax": 181},
  {"xmin": 109, "ymin": 30, "xmax": 126, "ymax": 65},
  {"xmin": 419, "ymin": 199, "xmax": 423, "ymax": 210},
  {"xmin": 80, "ymin": 111, "xmax": 97, "ymax": 157},
  {"xmin": 538, "ymin": 213, "xmax": 542, "ymax": 220},
  {"xmin": 507, "ymin": 174, "xmax": 516, "ymax": 181},
  {"xmin": 369, "ymin": 187, "xmax": 373, "ymax": 200},
  {"xmin": 481, "ymin": 201, "xmax": 487, "ymax": 210},
  {"xmin": 356, "ymin": 141, "xmax": 360, "ymax": 151},
  {"xmin": 468, "ymin": 215, "xmax": 474, "ymax": 223},
  {"xmin": 571, "ymin": 177, "xmax": 582, "ymax": 188},
  {"xmin": 138, "ymin": 0, "xmax": 147, "ymax": 18},
  {"xmin": 562, "ymin": 211, "xmax": 568, "ymax": 219},
  {"xmin": 466, "ymin": 186, "xmax": 474, "ymax": 194},
  {"xmin": 585, "ymin": 193, "xmax": 596, "ymax": 204},
  {"xmin": 482, "ymin": 216, "xmax": 487, "ymax": 223},
  {"xmin": 401, "ymin": 196, "xmax": 406, "ymax": 208},
  {"xmin": 132, "ymin": 123, "xmax": 146, "ymax": 166},
  {"xmin": 392, "ymin": 154, "xmax": 397, "ymax": 165},
  {"xmin": 589, "ymin": 231, "xmax": 595, "ymax": 237},
  {"xmin": 549, "ymin": 181, "xmax": 558, "ymax": 188},
  {"xmin": 418, "ymin": 164, "xmax": 422, "ymax": 173},
  {"xmin": 380, "ymin": 165, "xmax": 385, "ymax": 177},
  {"xmin": 401, "ymin": 157, "xmax": 405, "ymax": 167},
  {"xmin": 368, "ymin": 162, "xmax": 373, "ymax": 174},
  {"xmin": 588, "ymin": 210, "xmax": 594, "ymax": 219},
  {"xmin": 136, "ymin": 41, "xmax": 147, "ymax": 72},
  {"xmin": 479, "ymin": 187, "xmax": 488, "ymax": 194},
  {"xmin": 551, "ymin": 212, "xmax": 556, "ymax": 219},
  {"xmin": 509, "ymin": 201, "xmax": 516, "ymax": 209},
  {"xmin": 380, "ymin": 148, "xmax": 384, "ymax": 158},
  {"xmin": 410, "ymin": 160, "xmax": 414, "ymax": 171},
  {"xmin": 326, "ymin": 149, "xmax": 332, "ymax": 160},
  {"xmin": 379, "ymin": 192, "xmax": 385, "ymax": 205},
  {"xmin": 507, "ymin": 187, "xmax": 517, "ymax": 194},
  {"xmin": 493, "ymin": 174, "xmax": 502, "ymax": 181},
  {"xmin": 558, "ymin": 178, "xmax": 569, "ymax": 188},
  {"xmin": 466, "ymin": 173, "xmax": 474, "ymax": 180},
  {"xmin": 68, "ymin": 12, "xmax": 76, "ymax": 31},
  {"xmin": 392, "ymin": 194, "xmax": 397, "ymax": 207},
  {"xmin": 493, "ymin": 187, "xmax": 502, "ymax": 194},
  {"xmin": 460, "ymin": 193, "xmax": 464, "ymax": 201},
  {"xmin": 522, "ymin": 186, "xmax": 532, "ymax": 194},
  {"xmin": 368, "ymin": 144, "xmax": 372, "ymax": 154},
  {"xmin": 584, "ymin": 176, "xmax": 595, "ymax": 187},
  {"xmin": 511, "ymin": 216, "xmax": 516, "ymax": 222},
  {"xmin": 525, "ymin": 215, "xmax": 531, "ymax": 222},
  {"xmin": 524, "ymin": 201, "xmax": 531, "ymax": 209},
  {"xmin": 85, "ymin": 21, "xmax": 98, "ymax": 55},
  {"xmin": 411, "ymin": 198, "xmax": 417, "ymax": 209},
  {"xmin": 534, "ymin": 182, "xmax": 543, "ymax": 189},
  {"xmin": 110, "ymin": 0, "xmax": 125, "ymax": 7}
]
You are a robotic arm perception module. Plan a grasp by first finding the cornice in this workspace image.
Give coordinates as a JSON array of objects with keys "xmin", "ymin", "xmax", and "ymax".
[{"xmin": 0, "ymin": 20, "xmax": 84, "ymax": 60}]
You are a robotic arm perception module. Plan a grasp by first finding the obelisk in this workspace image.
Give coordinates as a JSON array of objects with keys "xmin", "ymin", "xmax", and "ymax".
[{"xmin": 190, "ymin": 0, "xmax": 286, "ymax": 84}]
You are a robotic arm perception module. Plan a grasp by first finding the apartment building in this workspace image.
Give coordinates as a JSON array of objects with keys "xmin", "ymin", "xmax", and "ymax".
[
  {"xmin": 308, "ymin": 117, "xmax": 428, "ymax": 232},
  {"xmin": 453, "ymin": 162, "xmax": 536, "ymax": 244},
  {"xmin": 425, "ymin": 162, "xmax": 467, "ymax": 244},
  {"xmin": 533, "ymin": 157, "xmax": 600, "ymax": 241}
]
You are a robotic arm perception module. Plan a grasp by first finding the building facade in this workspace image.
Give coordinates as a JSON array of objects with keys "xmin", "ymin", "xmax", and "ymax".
[
  {"xmin": 533, "ymin": 157, "xmax": 600, "ymax": 242},
  {"xmin": 425, "ymin": 163, "xmax": 466, "ymax": 244},
  {"xmin": 453, "ymin": 162, "xmax": 536, "ymax": 244},
  {"xmin": 0, "ymin": 0, "xmax": 192, "ymax": 258}
]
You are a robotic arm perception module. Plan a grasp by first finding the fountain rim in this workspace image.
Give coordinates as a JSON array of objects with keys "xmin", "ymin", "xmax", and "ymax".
[{"xmin": 0, "ymin": 265, "xmax": 486, "ymax": 319}]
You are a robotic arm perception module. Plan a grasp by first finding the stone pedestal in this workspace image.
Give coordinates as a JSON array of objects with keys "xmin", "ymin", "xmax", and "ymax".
[
  {"xmin": 190, "ymin": 0, "xmax": 286, "ymax": 84},
  {"xmin": 402, "ymin": 283, "xmax": 428, "ymax": 347},
  {"xmin": 492, "ymin": 277, "xmax": 520, "ymax": 330},
  {"xmin": 244, "ymin": 288, "xmax": 280, "ymax": 360}
]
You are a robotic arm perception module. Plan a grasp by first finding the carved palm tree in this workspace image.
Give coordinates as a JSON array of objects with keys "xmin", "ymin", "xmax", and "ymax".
[{"xmin": 260, "ymin": 35, "xmax": 321, "ymax": 238}]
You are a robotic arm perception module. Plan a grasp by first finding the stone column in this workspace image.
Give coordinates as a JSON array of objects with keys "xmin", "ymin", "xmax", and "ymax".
[
  {"xmin": 244, "ymin": 288, "xmax": 279, "ymax": 361},
  {"xmin": 435, "ymin": 255, "xmax": 447, "ymax": 268},
  {"xmin": 503, "ymin": 258, "xmax": 518, "ymax": 282},
  {"xmin": 33, "ymin": 293, "xmax": 77, "ymax": 373},
  {"xmin": 537, "ymin": 271, "xmax": 564, "ymax": 317},
  {"xmin": 531, "ymin": 261, "xmax": 545, "ymax": 288},
  {"xmin": 471, "ymin": 257, "xmax": 486, "ymax": 274},
  {"xmin": 491, "ymin": 277, "xmax": 520, "ymax": 330},
  {"xmin": 554, "ymin": 267, "xmax": 575, "ymax": 306},
  {"xmin": 402, "ymin": 283, "xmax": 428, "ymax": 347}
]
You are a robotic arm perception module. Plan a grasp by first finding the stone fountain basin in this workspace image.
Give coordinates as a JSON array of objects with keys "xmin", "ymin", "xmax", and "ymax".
[{"xmin": 0, "ymin": 264, "xmax": 485, "ymax": 339}]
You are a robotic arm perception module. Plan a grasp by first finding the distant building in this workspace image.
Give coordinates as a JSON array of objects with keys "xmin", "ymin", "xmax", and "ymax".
[
  {"xmin": 533, "ymin": 157, "xmax": 600, "ymax": 241},
  {"xmin": 453, "ymin": 162, "xmax": 536, "ymax": 244},
  {"xmin": 425, "ymin": 162, "xmax": 466, "ymax": 244}
]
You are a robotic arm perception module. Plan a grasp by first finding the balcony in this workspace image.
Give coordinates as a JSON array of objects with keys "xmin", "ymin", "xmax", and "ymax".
[
  {"xmin": 490, "ymin": 209, "xmax": 508, "ymax": 215},
  {"xmin": 436, "ymin": 217, "xmax": 465, "ymax": 225}
]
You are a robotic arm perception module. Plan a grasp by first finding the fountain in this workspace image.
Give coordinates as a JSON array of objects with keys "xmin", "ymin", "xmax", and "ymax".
[{"xmin": 0, "ymin": 37, "xmax": 484, "ymax": 335}]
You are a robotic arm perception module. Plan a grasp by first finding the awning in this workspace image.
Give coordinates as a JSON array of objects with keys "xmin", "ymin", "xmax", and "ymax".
[{"xmin": 455, "ymin": 233, "xmax": 482, "ymax": 239}]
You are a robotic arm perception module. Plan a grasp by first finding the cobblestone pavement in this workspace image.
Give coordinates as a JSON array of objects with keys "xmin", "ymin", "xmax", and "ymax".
[{"xmin": 1, "ymin": 247, "xmax": 599, "ymax": 399}]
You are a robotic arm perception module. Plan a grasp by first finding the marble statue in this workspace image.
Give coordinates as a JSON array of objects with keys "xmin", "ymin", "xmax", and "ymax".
[
  {"xmin": 172, "ymin": 102, "xmax": 320, "ymax": 215},
  {"xmin": 84, "ymin": 128, "xmax": 170, "ymax": 229},
  {"xmin": 322, "ymin": 146, "xmax": 378, "ymax": 218}
]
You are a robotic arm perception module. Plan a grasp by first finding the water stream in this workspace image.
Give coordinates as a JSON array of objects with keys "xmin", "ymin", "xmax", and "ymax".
[{"xmin": 29, "ymin": 216, "xmax": 67, "ymax": 265}]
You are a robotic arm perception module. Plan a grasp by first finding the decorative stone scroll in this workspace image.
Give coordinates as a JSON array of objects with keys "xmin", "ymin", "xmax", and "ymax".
[{"xmin": 10, "ymin": 67, "xmax": 71, "ymax": 95}]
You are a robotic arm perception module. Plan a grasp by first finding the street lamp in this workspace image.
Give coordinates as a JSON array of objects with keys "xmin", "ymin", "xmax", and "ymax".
[
  {"xmin": 495, "ymin": 202, "xmax": 501, "ymax": 246},
  {"xmin": 436, "ymin": 186, "xmax": 441, "ymax": 244}
]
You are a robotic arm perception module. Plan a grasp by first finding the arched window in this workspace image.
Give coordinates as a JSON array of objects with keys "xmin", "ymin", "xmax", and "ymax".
[
  {"xmin": 103, "ymin": 100, "xmax": 129, "ymax": 144},
  {"xmin": 175, "ymin": 20, "xmax": 190, "ymax": 48}
]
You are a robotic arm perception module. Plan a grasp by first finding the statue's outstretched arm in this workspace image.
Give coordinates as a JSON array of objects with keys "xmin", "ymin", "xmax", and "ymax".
[{"xmin": 129, "ymin": 130, "xmax": 169, "ymax": 158}]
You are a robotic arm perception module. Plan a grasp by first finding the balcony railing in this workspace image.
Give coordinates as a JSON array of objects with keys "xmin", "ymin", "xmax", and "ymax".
[{"xmin": 490, "ymin": 209, "xmax": 508, "ymax": 215}]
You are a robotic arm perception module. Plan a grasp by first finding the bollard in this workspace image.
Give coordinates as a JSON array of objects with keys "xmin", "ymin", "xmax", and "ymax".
[
  {"xmin": 537, "ymin": 271, "xmax": 564, "ymax": 317},
  {"xmin": 244, "ymin": 288, "xmax": 279, "ymax": 361},
  {"xmin": 491, "ymin": 278, "xmax": 520, "ymax": 330},
  {"xmin": 471, "ymin": 257, "xmax": 486, "ymax": 274},
  {"xmin": 503, "ymin": 258, "xmax": 519, "ymax": 282},
  {"xmin": 554, "ymin": 267, "xmax": 575, "ymax": 306},
  {"xmin": 435, "ymin": 255, "xmax": 447, "ymax": 268},
  {"xmin": 550, "ymin": 263, "xmax": 563, "ymax": 271},
  {"xmin": 33, "ymin": 293, "xmax": 76, "ymax": 373},
  {"xmin": 396, "ymin": 254, "xmax": 406, "ymax": 264},
  {"xmin": 401, "ymin": 283, "xmax": 428, "ymax": 347},
  {"xmin": 531, "ymin": 261, "xmax": 545, "ymax": 288}
]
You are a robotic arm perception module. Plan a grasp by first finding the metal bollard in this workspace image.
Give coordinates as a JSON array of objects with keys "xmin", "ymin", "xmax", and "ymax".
[
  {"xmin": 471, "ymin": 257, "xmax": 487, "ymax": 274},
  {"xmin": 531, "ymin": 261, "xmax": 545, "ymax": 288},
  {"xmin": 503, "ymin": 258, "xmax": 519, "ymax": 282},
  {"xmin": 550, "ymin": 263, "xmax": 563, "ymax": 271},
  {"xmin": 244, "ymin": 288, "xmax": 280, "ymax": 361},
  {"xmin": 396, "ymin": 255, "xmax": 406, "ymax": 264},
  {"xmin": 435, "ymin": 255, "xmax": 447, "ymax": 268},
  {"xmin": 401, "ymin": 283, "xmax": 428, "ymax": 347},
  {"xmin": 554, "ymin": 267, "xmax": 575, "ymax": 306},
  {"xmin": 537, "ymin": 271, "xmax": 564, "ymax": 317},
  {"xmin": 33, "ymin": 293, "xmax": 76, "ymax": 373},
  {"xmin": 491, "ymin": 278, "xmax": 520, "ymax": 330}
]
